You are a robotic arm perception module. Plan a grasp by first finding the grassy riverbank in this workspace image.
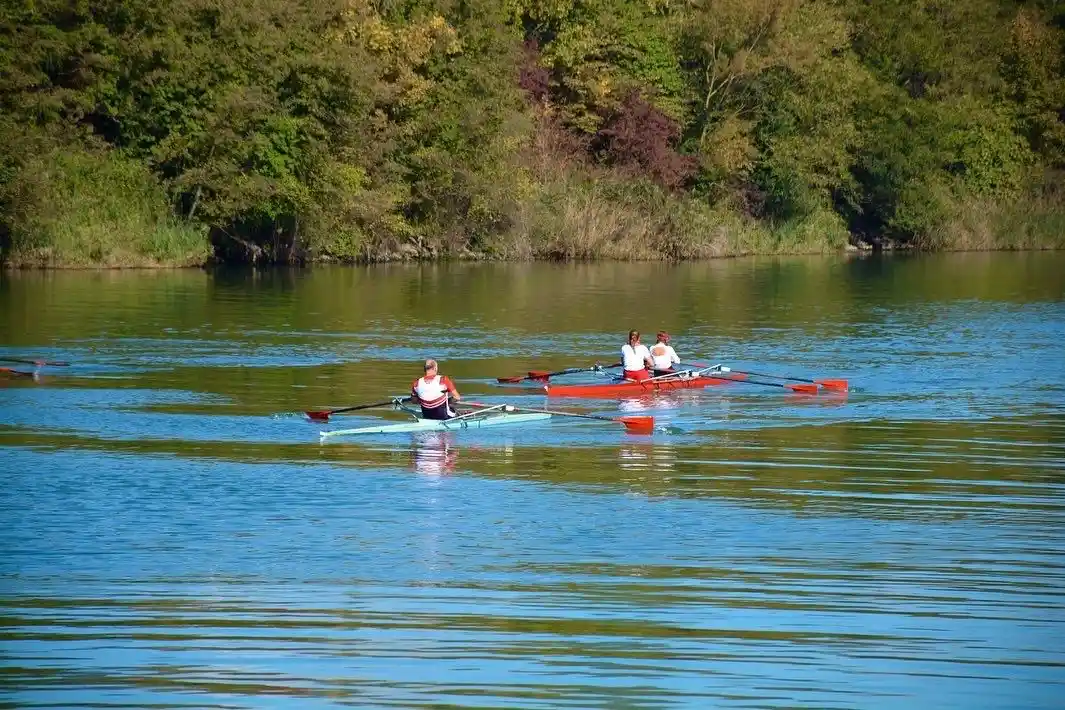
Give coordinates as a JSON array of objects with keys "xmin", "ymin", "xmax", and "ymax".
[
  {"xmin": 4, "ymin": 186, "xmax": 1061, "ymax": 268},
  {"xmin": 3, "ymin": 142, "xmax": 1059, "ymax": 268},
  {"xmin": 2, "ymin": 0, "xmax": 1063, "ymax": 267}
]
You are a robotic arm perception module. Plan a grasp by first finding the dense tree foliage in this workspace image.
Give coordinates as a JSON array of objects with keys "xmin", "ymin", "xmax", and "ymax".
[{"xmin": 1, "ymin": 0, "xmax": 1062, "ymax": 265}]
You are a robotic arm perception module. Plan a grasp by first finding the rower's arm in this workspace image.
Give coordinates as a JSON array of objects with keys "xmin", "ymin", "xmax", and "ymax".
[{"xmin": 444, "ymin": 376, "xmax": 461, "ymax": 401}]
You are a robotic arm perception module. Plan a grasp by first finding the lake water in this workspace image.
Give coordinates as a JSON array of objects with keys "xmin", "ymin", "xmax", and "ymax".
[{"xmin": 1, "ymin": 253, "xmax": 1064, "ymax": 708}]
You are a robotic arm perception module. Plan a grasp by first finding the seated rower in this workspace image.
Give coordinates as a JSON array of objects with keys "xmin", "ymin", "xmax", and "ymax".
[
  {"xmin": 412, "ymin": 359, "xmax": 461, "ymax": 420},
  {"xmin": 621, "ymin": 329, "xmax": 654, "ymax": 382},
  {"xmin": 650, "ymin": 331, "xmax": 680, "ymax": 377}
]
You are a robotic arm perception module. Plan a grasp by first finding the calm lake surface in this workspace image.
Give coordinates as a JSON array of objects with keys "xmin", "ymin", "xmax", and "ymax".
[{"xmin": 2, "ymin": 253, "xmax": 1064, "ymax": 708}]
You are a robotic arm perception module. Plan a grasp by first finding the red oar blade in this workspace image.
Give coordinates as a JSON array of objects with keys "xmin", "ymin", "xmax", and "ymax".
[
  {"xmin": 785, "ymin": 383, "xmax": 819, "ymax": 395},
  {"xmin": 527, "ymin": 370, "xmax": 552, "ymax": 381},
  {"xmin": 496, "ymin": 376, "xmax": 524, "ymax": 383},
  {"xmin": 815, "ymin": 379, "xmax": 849, "ymax": 391},
  {"xmin": 305, "ymin": 410, "xmax": 333, "ymax": 421},
  {"xmin": 617, "ymin": 416, "xmax": 655, "ymax": 434}
]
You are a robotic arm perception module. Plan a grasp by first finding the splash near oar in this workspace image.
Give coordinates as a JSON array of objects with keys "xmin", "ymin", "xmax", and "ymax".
[
  {"xmin": 497, "ymin": 363, "xmax": 620, "ymax": 384},
  {"xmin": 305, "ymin": 397, "xmax": 412, "ymax": 422}
]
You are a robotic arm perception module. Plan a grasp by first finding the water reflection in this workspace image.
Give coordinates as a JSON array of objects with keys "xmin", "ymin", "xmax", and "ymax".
[
  {"xmin": 618, "ymin": 442, "xmax": 678, "ymax": 473},
  {"xmin": 410, "ymin": 431, "xmax": 459, "ymax": 476},
  {"xmin": 613, "ymin": 390, "xmax": 711, "ymax": 413},
  {"xmin": 782, "ymin": 391, "xmax": 851, "ymax": 406},
  {"xmin": 616, "ymin": 397, "xmax": 653, "ymax": 413}
]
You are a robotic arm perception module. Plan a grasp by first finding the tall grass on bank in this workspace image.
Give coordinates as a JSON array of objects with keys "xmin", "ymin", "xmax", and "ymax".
[
  {"xmin": 923, "ymin": 175, "xmax": 1065, "ymax": 251},
  {"xmin": 1, "ymin": 144, "xmax": 210, "ymax": 268},
  {"xmin": 478, "ymin": 119, "xmax": 851, "ymax": 261}
]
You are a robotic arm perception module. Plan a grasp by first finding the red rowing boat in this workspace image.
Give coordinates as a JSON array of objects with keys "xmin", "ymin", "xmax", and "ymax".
[{"xmin": 544, "ymin": 372, "xmax": 747, "ymax": 398}]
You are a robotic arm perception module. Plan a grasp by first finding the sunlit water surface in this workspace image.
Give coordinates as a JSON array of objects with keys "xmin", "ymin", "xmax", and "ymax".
[{"xmin": 2, "ymin": 253, "xmax": 1064, "ymax": 708}]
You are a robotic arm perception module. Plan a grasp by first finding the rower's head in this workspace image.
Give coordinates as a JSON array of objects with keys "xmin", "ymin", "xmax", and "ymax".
[
  {"xmin": 628, "ymin": 329, "xmax": 640, "ymax": 345},
  {"xmin": 656, "ymin": 331, "xmax": 670, "ymax": 344},
  {"xmin": 423, "ymin": 359, "xmax": 438, "ymax": 375}
]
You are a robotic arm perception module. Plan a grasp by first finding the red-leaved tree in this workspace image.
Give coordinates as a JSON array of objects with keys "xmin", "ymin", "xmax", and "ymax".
[
  {"xmin": 594, "ymin": 91, "xmax": 697, "ymax": 190},
  {"xmin": 518, "ymin": 40, "xmax": 551, "ymax": 102}
]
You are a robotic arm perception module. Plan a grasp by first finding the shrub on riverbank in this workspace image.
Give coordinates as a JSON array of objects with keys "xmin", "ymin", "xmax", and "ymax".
[
  {"xmin": 0, "ymin": 134, "xmax": 209, "ymax": 267},
  {"xmin": 480, "ymin": 149, "xmax": 849, "ymax": 260},
  {"xmin": 920, "ymin": 173, "xmax": 1065, "ymax": 251}
]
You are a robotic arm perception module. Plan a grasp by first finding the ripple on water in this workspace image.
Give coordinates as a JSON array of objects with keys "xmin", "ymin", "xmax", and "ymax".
[{"xmin": 2, "ymin": 256, "xmax": 1065, "ymax": 708}]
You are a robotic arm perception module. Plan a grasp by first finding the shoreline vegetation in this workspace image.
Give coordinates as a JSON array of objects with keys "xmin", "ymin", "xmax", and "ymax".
[{"xmin": 1, "ymin": 0, "xmax": 1064, "ymax": 268}]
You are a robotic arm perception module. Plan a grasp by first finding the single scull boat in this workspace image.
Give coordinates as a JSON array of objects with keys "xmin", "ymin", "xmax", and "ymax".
[
  {"xmin": 321, "ymin": 411, "xmax": 551, "ymax": 438},
  {"xmin": 318, "ymin": 400, "xmax": 656, "ymax": 439}
]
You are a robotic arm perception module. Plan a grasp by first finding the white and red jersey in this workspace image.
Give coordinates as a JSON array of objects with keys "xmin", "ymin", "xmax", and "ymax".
[
  {"xmin": 650, "ymin": 343, "xmax": 679, "ymax": 370},
  {"xmin": 621, "ymin": 343, "xmax": 651, "ymax": 372},
  {"xmin": 412, "ymin": 375, "xmax": 457, "ymax": 408}
]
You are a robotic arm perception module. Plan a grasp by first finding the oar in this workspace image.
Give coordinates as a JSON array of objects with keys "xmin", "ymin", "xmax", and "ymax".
[
  {"xmin": 305, "ymin": 397, "xmax": 412, "ymax": 422},
  {"xmin": 734, "ymin": 369, "xmax": 848, "ymax": 391},
  {"xmin": 0, "ymin": 357, "xmax": 70, "ymax": 367},
  {"xmin": 680, "ymin": 363, "xmax": 842, "ymax": 392},
  {"xmin": 528, "ymin": 407, "xmax": 654, "ymax": 434},
  {"xmin": 497, "ymin": 362, "xmax": 620, "ymax": 384},
  {"xmin": 715, "ymin": 375, "xmax": 818, "ymax": 395},
  {"xmin": 470, "ymin": 403, "xmax": 654, "ymax": 434}
]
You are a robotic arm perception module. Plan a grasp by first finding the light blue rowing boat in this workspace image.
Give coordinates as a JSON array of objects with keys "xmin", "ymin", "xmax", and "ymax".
[{"xmin": 320, "ymin": 410, "xmax": 551, "ymax": 439}]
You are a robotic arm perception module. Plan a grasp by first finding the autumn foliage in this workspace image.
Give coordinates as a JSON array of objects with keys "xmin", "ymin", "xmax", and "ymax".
[
  {"xmin": 594, "ymin": 92, "xmax": 697, "ymax": 191},
  {"xmin": 1, "ymin": 0, "xmax": 1063, "ymax": 265}
]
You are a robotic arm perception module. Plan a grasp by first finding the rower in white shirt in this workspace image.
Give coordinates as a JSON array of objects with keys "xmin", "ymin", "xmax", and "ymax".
[
  {"xmin": 621, "ymin": 329, "xmax": 654, "ymax": 381},
  {"xmin": 649, "ymin": 331, "xmax": 680, "ymax": 377}
]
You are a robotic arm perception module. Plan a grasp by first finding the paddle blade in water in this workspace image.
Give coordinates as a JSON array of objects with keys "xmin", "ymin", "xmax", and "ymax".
[
  {"xmin": 527, "ymin": 370, "xmax": 551, "ymax": 381},
  {"xmin": 618, "ymin": 416, "xmax": 655, "ymax": 434},
  {"xmin": 785, "ymin": 383, "xmax": 819, "ymax": 395},
  {"xmin": 496, "ymin": 376, "xmax": 523, "ymax": 383},
  {"xmin": 816, "ymin": 379, "xmax": 849, "ymax": 391},
  {"xmin": 305, "ymin": 410, "xmax": 335, "ymax": 421}
]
